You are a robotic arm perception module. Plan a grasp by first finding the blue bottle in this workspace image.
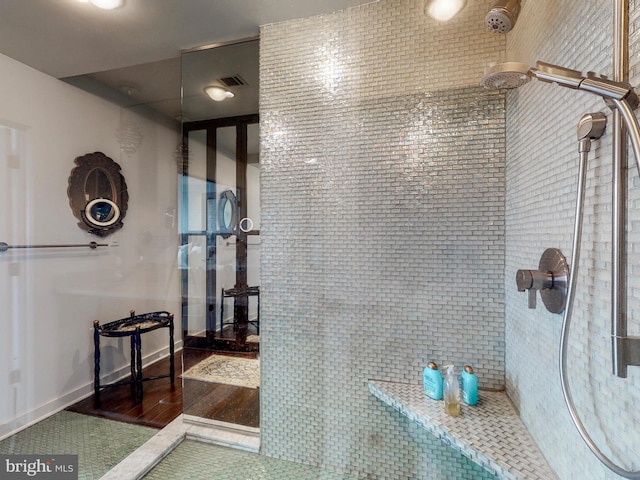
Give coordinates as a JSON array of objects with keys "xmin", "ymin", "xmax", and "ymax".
[
  {"xmin": 461, "ymin": 365, "xmax": 478, "ymax": 406},
  {"xmin": 423, "ymin": 361, "xmax": 443, "ymax": 400}
]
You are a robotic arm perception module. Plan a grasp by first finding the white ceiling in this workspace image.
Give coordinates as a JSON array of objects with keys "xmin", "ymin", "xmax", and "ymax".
[{"xmin": 0, "ymin": 0, "xmax": 376, "ymax": 121}]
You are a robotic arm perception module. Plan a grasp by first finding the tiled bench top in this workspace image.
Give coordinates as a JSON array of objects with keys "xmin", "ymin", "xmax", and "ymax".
[{"xmin": 368, "ymin": 380, "xmax": 558, "ymax": 480}]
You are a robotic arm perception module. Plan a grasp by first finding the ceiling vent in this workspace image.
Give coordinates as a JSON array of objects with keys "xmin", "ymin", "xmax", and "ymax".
[{"xmin": 218, "ymin": 75, "xmax": 248, "ymax": 87}]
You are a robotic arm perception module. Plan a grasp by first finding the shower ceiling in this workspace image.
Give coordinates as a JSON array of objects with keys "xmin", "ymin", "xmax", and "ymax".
[{"xmin": 0, "ymin": 0, "xmax": 377, "ymax": 121}]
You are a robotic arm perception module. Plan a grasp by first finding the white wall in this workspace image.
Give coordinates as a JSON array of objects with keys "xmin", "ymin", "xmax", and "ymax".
[{"xmin": 0, "ymin": 53, "xmax": 180, "ymax": 439}]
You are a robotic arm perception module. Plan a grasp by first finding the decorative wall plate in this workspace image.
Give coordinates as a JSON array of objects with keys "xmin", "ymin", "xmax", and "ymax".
[{"xmin": 67, "ymin": 152, "xmax": 128, "ymax": 236}]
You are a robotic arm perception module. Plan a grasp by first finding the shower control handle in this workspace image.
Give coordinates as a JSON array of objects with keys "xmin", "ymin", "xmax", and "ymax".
[
  {"xmin": 516, "ymin": 269, "xmax": 553, "ymax": 308},
  {"xmin": 515, "ymin": 248, "xmax": 569, "ymax": 314}
]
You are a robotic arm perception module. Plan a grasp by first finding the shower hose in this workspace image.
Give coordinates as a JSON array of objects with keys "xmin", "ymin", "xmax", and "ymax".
[{"xmin": 560, "ymin": 98, "xmax": 640, "ymax": 479}]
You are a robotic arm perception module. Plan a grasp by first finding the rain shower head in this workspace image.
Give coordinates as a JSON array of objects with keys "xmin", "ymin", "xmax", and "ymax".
[{"xmin": 485, "ymin": 0, "xmax": 521, "ymax": 34}]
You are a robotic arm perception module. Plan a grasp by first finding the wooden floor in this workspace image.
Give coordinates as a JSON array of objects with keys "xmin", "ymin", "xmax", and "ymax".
[
  {"xmin": 67, "ymin": 349, "xmax": 259, "ymax": 430},
  {"xmin": 66, "ymin": 352, "xmax": 183, "ymax": 429},
  {"xmin": 182, "ymin": 348, "xmax": 260, "ymax": 429}
]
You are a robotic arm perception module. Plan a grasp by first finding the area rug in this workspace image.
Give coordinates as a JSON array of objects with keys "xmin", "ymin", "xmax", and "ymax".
[{"xmin": 182, "ymin": 355, "xmax": 260, "ymax": 389}]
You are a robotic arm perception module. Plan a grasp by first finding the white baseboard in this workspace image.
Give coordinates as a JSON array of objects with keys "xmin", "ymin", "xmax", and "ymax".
[{"xmin": 0, "ymin": 340, "xmax": 183, "ymax": 441}]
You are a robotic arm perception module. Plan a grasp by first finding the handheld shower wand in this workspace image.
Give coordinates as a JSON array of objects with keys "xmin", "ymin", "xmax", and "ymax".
[
  {"xmin": 481, "ymin": 60, "xmax": 640, "ymax": 164},
  {"xmin": 483, "ymin": 61, "xmax": 639, "ymax": 106}
]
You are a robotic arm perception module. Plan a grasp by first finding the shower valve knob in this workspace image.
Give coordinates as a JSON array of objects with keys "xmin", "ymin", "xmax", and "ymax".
[
  {"xmin": 515, "ymin": 248, "xmax": 569, "ymax": 314},
  {"xmin": 516, "ymin": 269, "xmax": 532, "ymax": 291},
  {"xmin": 516, "ymin": 269, "xmax": 553, "ymax": 308}
]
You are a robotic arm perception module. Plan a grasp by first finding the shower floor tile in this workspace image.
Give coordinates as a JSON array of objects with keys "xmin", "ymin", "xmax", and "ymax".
[
  {"xmin": 143, "ymin": 439, "xmax": 359, "ymax": 480},
  {"xmin": 0, "ymin": 410, "xmax": 157, "ymax": 480}
]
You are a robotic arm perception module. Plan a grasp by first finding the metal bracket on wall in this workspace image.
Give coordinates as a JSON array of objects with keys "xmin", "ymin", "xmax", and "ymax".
[
  {"xmin": 516, "ymin": 248, "xmax": 569, "ymax": 314},
  {"xmin": 616, "ymin": 335, "xmax": 640, "ymax": 369}
]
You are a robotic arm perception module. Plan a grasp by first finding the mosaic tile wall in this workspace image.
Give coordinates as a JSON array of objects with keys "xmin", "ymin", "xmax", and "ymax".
[
  {"xmin": 505, "ymin": 0, "xmax": 640, "ymax": 478},
  {"xmin": 260, "ymin": 1, "xmax": 506, "ymax": 477}
]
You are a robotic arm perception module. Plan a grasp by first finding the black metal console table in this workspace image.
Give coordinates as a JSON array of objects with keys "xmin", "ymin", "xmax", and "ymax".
[
  {"xmin": 220, "ymin": 286, "xmax": 260, "ymax": 335},
  {"xmin": 93, "ymin": 310, "xmax": 174, "ymax": 406}
]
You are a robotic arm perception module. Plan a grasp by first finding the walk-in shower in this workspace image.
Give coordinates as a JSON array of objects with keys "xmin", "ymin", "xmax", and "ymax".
[{"xmin": 482, "ymin": 59, "xmax": 640, "ymax": 478}]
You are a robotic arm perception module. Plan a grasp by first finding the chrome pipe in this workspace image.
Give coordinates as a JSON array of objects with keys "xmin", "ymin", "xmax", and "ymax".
[
  {"xmin": 612, "ymin": 106, "xmax": 629, "ymax": 378},
  {"xmin": 612, "ymin": 0, "xmax": 629, "ymax": 378},
  {"xmin": 610, "ymin": 99, "xmax": 640, "ymax": 379},
  {"xmin": 612, "ymin": 98, "xmax": 640, "ymax": 184},
  {"xmin": 614, "ymin": 0, "xmax": 629, "ymax": 82}
]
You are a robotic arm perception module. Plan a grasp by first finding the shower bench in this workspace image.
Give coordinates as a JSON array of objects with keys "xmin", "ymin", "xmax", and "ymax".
[
  {"xmin": 93, "ymin": 310, "xmax": 175, "ymax": 406},
  {"xmin": 368, "ymin": 380, "xmax": 558, "ymax": 480}
]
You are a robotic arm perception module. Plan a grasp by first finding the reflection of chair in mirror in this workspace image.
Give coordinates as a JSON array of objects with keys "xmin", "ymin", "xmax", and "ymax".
[{"xmin": 220, "ymin": 286, "xmax": 260, "ymax": 337}]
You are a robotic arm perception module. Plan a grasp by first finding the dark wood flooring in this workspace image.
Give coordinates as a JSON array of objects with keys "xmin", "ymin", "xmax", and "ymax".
[
  {"xmin": 66, "ymin": 348, "xmax": 259, "ymax": 430},
  {"xmin": 66, "ymin": 352, "xmax": 183, "ymax": 429},
  {"xmin": 182, "ymin": 348, "xmax": 260, "ymax": 429}
]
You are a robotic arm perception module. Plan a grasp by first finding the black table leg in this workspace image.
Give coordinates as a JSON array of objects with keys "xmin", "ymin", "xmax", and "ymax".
[
  {"xmin": 135, "ymin": 327, "xmax": 143, "ymax": 404},
  {"xmin": 129, "ymin": 334, "xmax": 136, "ymax": 392},
  {"xmin": 93, "ymin": 320, "xmax": 101, "ymax": 407},
  {"xmin": 169, "ymin": 314, "xmax": 175, "ymax": 385}
]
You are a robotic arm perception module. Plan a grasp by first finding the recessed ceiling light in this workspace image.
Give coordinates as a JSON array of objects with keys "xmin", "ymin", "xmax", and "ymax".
[
  {"xmin": 427, "ymin": 0, "xmax": 465, "ymax": 22},
  {"xmin": 204, "ymin": 86, "xmax": 235, "ymax": 102},
  {"xmin": 89, "ymin": 0, "xmax": 125, "ymax": 10}
]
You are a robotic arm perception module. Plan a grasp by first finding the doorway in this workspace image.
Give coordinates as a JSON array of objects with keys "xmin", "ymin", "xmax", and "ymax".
[
  {"xmin": 180, "ymin": 115, "xmax": 260, "ymax": 352},
  {"xmin": 179, "ymin": 39, "xmax": 260, "ymax": 429}
]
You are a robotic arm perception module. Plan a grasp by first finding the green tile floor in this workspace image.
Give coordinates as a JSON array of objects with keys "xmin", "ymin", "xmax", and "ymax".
[
  {"xmin": 142, "ymin": 439, "xmax": 359, "ymax": 480},
  {"xmin": 2, "ymin": 411, "xmax": 358, "ymax": 479},
  {"xmin": 0, "ymin": 411, "xmax": 157, "ymax": 480}
]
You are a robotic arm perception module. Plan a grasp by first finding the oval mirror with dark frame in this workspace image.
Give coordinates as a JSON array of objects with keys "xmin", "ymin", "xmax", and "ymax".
[
  {"xmin": 218, "ymin": 189, "xmax": 237, "ymax": 239},
  {"xmin": 67, "ymin": 152, "xmax": 129, "ymax": 237}
]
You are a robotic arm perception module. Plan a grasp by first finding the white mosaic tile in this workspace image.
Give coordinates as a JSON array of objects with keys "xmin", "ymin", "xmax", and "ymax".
[
  {"xmin": 368, "ymin": 380, "xmax": 558, "ymax": 480},
  {"xmin": 260, "ymin": 0, "xmax": 508, "ymax": 478}
]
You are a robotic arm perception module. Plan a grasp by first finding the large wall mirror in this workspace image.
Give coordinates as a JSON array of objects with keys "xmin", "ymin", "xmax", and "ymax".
[
  {"xmin": 63, "ymin": 35, "xmax": 261, "ymax": 432},
  {"xmin": 179, "ymin": 38, "xmax": 260, "ymax": 430}
]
